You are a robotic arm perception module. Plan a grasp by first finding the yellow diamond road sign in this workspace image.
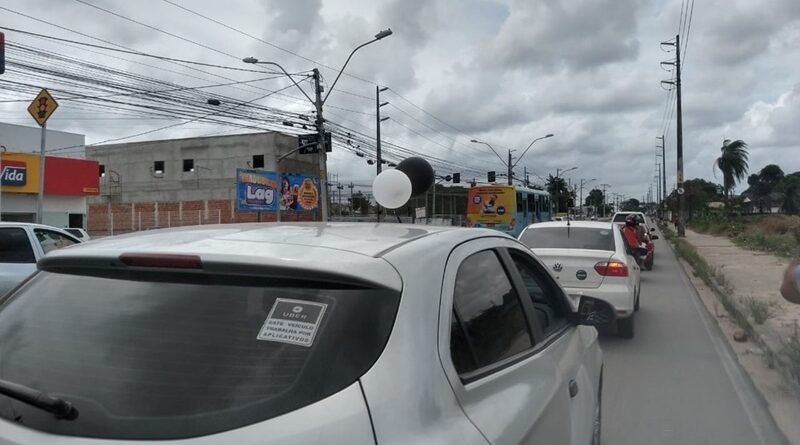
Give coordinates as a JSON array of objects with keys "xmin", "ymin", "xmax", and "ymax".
[{"xmin": 27, "ymin": 89, "xmax": 59, "ymax": 127}]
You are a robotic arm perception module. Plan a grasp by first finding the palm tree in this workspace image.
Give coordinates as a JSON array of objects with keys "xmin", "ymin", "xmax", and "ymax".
[
  {"xmin": 546, "ymin": 175, "xmax": 568, "ymax": 213},
  {"xmin": 714, "ymin": 139, "xmax": 749, "ymax": 210}
]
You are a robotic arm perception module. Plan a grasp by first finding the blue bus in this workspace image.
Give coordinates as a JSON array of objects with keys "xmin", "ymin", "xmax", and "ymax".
[{"xmin": 466, "ymin": 184, "xmax": 552, "ymax": 237}]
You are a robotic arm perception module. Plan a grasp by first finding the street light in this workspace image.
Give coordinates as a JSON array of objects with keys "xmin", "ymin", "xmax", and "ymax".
[
  {"xmin": 472, "ymin": 134, "xmax": 554, "ymax": 186},
  {"xmin": 578, "ymin": 178, "xmax": 597, "ymax": 217},
  {"xmin": 511, "ymin": 133, "xmax": 554, "ymax": 170},
  {"xmin": 553, "ymin": 166, "xmax": 578, "ymax": 215},
  {"xmin": 243, "ymin": 28, "xmax": 393, "ymax": 222}
]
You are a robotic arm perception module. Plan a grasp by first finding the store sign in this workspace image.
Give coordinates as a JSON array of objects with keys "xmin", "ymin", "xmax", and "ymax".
[
  {"xmin": 236, "ymin": 169, "xmax": 320, "ymax": 212},
  {"xmin": 0, "ymin": 153, "xmax": 40, "ymax": 194},
  {"xmin": 0, "ymin": 160, "xmax": 27, "ymax": 186}
]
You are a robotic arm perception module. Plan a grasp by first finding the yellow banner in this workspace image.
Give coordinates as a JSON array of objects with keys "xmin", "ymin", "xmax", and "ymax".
[
  {"xmin": 0, "ymin": 152, "xmax": 42, "ymax": 194},
  {"xmin": 467, "ymin": 185, "xmax": 516, "ymax": 225}
]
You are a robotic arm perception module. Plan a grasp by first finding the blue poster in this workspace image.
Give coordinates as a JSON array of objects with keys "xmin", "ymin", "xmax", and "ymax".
[
  {"xmin": 236, "ymin": 169, "xmax": 320, "ymax": 212},
  {"xmin": 236, "ymin": 169, "xmax": 278, "ymax": 212}
]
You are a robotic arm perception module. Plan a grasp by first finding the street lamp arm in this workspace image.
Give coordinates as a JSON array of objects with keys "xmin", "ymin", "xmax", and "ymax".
[
  {"xmin": 471, "ymin": 140, "xmax": 507, "ymax": 166},
  {"xmin": 323, "ymin": 38, "xmax": 378, "ymax": 104},
  {"xmin": 277, "ymin": 140, "xmax": 319, "ymax": 162},
  {"xmin": 512, "ymin": 134, "xmax": 554, "ymax": 169},
  {"xmin": 245, "ymin": 59, "xmax": 315, "ymax": 104}
]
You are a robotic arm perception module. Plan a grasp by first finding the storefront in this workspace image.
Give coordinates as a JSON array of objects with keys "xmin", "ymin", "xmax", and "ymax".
[{"xmin": 0, "ymin": 152, "xmax": 99, "ymax": 228}]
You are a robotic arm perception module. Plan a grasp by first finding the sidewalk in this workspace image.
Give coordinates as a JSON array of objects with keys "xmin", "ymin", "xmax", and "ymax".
[{"xmin": 684, "ymin": 229, "xmax": 800, "ymax": 356}]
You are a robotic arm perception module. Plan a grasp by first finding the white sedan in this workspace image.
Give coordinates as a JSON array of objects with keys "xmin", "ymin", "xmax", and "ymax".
[
  {"xmin": 519, "ymin": 221, "xmax": 642, "ymax": 338},
  {"xmin": 0, "ymin": 223, "xmax": 613, "ymax": 444}
]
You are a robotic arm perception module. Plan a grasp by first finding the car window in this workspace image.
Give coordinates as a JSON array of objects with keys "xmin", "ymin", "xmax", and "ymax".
[
  {"xmin": 519, "ymin": 227, "xmax": 615, "ymax": 251},
  {"xmin": 612, "ymin": 213, "xmax": 629, "ymax": 222},
  {"xmin": 508, "ymin": 250, "xmax": 569, "ymax": 337},
  {"xmin": 34, "ymin": 229, "xmax": 78, "ymax": 254},
  {"xmin": 450, "ymin": 250, "xmax": 533, "ymax": 375},
  {"xmin": 63, "ymin": 228, "xmax": 83, "ymax": 238},
  {"xmin": 0, "ymin": 271, "xmax": 401, "ymax": 440},
  {"xmin": 0, "ymin": 228, "xmax": 36, "ymax": 263}
]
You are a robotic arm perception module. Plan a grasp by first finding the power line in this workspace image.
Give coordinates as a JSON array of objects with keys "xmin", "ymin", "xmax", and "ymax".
[{"xmin": 681, "ymin": 0, "xmax": 696, "ymax": 68}]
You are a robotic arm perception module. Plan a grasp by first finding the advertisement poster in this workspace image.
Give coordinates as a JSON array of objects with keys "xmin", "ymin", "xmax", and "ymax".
[
  {"xmin": 466, "ymin": 185, "xmax": 516, "ymax": 225},
  {"xmin": 237, "ymin": 169, "xmax": 279, "ymax": 212},
  {"xmin": 278, "ymin": 174, "xmax": 320, "ymax": 212},
  {"xmin": 236, "ymin": 169, "xmax": 320, "ymax": 212}
]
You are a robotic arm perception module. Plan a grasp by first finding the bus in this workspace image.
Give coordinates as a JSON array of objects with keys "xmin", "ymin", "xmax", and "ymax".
[{"xmin": 466, "ymin": 184, "xmax": 552, "ymax": 237}]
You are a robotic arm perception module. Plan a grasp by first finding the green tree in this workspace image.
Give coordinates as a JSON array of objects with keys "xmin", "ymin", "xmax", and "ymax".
[
  {"xmin": 747, "ymin": 174, "xmax": 771, "ymax": 213},
  {"xmin": 759, "ymin": 164, "xmax": 784, "ymax": 187},
  {"xmin": 349, "ymin": 191, "xmax": 371, "ymax": 214},
  {"xmin": 585, "ymin": 188, "xmax": 605, "ymax": 207},
  {"xmin": 714, "ymin": 139, "xmax": 749, "ymax": 208},
  {"xmin": 546, "ymin": 175, "xmax": 571, "ymax": 213}
]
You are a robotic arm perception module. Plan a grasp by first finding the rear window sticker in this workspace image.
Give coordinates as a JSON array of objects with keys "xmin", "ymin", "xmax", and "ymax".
[{"xmin": 256, "ymin": 298, "xmax": 328, "ymax": 347}]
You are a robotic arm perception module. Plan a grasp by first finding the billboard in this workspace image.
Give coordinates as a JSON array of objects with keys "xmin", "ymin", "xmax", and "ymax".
[
  {"xmin": 236, "ymin": 169, "xmax": 319, "ymax": 212},
  {"xmin": 466, "ymin": 185, "xmax": 516, "ymax": 225},
  {"xmin": 44, "ymin": 156, "xmax": 100, "ymax": 196}
]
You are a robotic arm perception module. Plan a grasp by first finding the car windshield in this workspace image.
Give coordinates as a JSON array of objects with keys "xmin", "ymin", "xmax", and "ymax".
[
  {"xmin": 0, "ymin": 271, "xmax": 400, "ymax": 440},
  {"xmin": 519, "ymin": 227, "xmax": 615, "ymax": 251}
]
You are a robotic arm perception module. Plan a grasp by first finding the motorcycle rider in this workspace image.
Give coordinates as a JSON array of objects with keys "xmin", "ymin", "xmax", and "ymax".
[{"xmin": 621, "ymin": 214, "xmax": 645, "ymax": 266}]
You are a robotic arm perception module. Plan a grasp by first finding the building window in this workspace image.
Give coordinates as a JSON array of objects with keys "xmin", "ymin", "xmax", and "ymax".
[
  {"xmin": 154, "ymin": 160, "xmax": 165, "ymax": 175},
  {"xmin": 99, "ymin": 164, "xmax": 105, "ymax": 178},
  {"xmin": 252, "ymin": 155, "xmax": 264, "ymax": 169},
  {"xmin": 183, "ymin": 159, "xmax": 194, "ymax": 172}
]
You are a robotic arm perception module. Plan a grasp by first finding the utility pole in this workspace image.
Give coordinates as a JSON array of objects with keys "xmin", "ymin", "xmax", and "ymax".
[
  {"xmin": 507, "ymin": 150, "xmax": 513, "ymax": 185},
  {"xmin": 312, "ymin": 69, "xmax": 330, "ymax": 222},
  {"xmin": 656, "ymin": 135, "xmax": 666, "ymax": 219},
  {"xmin": 600, "ymin": 183, "xmax": 610, "ymax": 218},
  {"xmin": 662, "ymin": 35, "xmax": 684, "ymax": 235},
  {"xmin": 376, "ymin": 85, "xmax": 389, "ymax": 222}
]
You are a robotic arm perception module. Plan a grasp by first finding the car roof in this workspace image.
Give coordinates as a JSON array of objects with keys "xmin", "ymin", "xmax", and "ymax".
[
  {"xmin": 522, "ymin": 221, "xmax": 615, "ymax": 230},
  {"xmin": 41, "ymin": 223, "xmax": 509, "ymax": 289},
  {"xmin": 0, "ymin": 222, "xmax": 76, "ymax": 232}
]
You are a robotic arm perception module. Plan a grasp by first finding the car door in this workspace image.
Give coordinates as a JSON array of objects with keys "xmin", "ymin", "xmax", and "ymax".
[
  {"xmin": 504, "ymin": 246, "xmax": 599, "ymax": 445},
  {"xmin": 438, "ymin": 237, "xmax": 577, "ymax": 444}
]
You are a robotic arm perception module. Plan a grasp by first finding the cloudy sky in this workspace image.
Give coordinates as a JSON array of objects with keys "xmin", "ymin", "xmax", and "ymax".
[{"xmin": 1, "ymin": 0, "xmax": 799, "ymax": 199}]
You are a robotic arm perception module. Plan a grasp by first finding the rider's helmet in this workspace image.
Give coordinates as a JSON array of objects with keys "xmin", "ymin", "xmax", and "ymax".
[{"xmin": 625, "ymin": 214, "xmax": 638, "ymax": 227}]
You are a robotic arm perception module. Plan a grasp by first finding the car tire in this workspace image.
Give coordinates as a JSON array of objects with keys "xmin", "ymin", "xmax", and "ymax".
[
  {"xmin": 617, "ymin": 314, "xmax": 635, "ymax": 339},
  {"xmin": 634, "ymin": 286, "xmax": 641, "ymax": 312},
  {"xmin": 645, "ymin": 257, "xmax": 653, "ymax": 271}
]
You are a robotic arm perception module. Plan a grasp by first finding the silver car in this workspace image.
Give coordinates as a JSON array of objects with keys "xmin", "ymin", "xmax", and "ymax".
[
  {"xmin": 0, "ymin": 223, "xmax": 612, "ymax": 444},
  {"xmin": 0, "ymin": 222, "xmax": 81, "ymax": 296},
  {"xmin": 519, "ymin": 221, "xmax": 642, "ymax": 338}
]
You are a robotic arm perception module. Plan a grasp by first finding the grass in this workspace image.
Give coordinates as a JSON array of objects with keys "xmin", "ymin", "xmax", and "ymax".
[
  {"xmin": 690, "ymin": 214, "xmax": 800, "ymax": 257},
  {"xmin": 782, "ymin": 330, "xmax": 800, "ymax": 383},
  {"xmin": 740, "ymin": 296, "xmax": 778, "ymax": 324}
]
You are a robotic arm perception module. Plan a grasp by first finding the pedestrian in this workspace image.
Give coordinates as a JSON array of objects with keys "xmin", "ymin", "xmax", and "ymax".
[{"xmin": 780, "ymin": 258, "xmax": 800, "ymax": 304}]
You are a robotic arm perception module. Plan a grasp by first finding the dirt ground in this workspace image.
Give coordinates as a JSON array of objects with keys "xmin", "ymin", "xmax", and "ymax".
[{"xmin": 681, "ymin": 230, "xmax": 800, "ymax": 444}]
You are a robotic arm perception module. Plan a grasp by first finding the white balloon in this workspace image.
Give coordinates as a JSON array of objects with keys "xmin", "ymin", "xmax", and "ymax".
[{"xmin": 373, "ymin": 169, "xmax": 412, "ymax": 209}]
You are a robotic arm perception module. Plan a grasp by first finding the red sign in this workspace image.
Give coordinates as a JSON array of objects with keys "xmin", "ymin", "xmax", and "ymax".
[{"xmin": 44, "ymin": 156, "xmax": 100, "ymax": 196}]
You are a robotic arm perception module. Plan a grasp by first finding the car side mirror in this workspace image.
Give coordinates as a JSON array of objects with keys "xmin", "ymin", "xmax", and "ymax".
[
  {"xmin": 572, "ymin": 296, "xmax": 616, "ymax": 326},
  {"xmin": 635, "ymin": 247, "xmax": 648, "ymax": 256},
  {"xmin": 650, "ymin": 235, "xmax": 659, "ymax": 240},
  {"xmin": 650, "ymin": 227, "xmax": 656, "ymax": 232}
]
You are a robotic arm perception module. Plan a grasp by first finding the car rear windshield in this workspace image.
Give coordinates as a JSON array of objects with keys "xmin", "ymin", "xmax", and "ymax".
[
  {"xmin": 520, "ymin": 227, "xmax": 616, "ymax": 251},
  {"xmin": 612, "ymin": 213, "xmax": 644, "ymax": 223},
  {"xmin": 0, "ymin": 271, "xmax": 400, "ymax": 440}
]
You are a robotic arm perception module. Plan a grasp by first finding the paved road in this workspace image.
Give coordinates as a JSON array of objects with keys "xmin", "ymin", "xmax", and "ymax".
[{"xmin": 600, "ymin": 234, "xmax": 788, "ymax": 445}]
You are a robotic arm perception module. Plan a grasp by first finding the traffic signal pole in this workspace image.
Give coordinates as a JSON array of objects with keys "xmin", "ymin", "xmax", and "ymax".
[{"xmin": 313, "ymin": 69, "xmax": 330, "ymax": 222}]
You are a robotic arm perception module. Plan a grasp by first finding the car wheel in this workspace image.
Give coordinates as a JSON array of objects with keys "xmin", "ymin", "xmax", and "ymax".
[
  {"xmin": 645, "ymin": 258, "xmax": 653, "ymax": 271},
  {"xmin": 634, "ymin": 286, "xmax": 640, "ymax": 312},
  {"xmin": 592, "ymin": 373, "xmax": 603, "ymax": 445},
  {"xmin": 617, "ymin": 314, "xmax": 634, "ymax": 339}
]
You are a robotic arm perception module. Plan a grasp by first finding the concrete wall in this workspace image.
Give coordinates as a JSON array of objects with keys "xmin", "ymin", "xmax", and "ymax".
[
  {"xmin": 87, "ymin": 132, "xmax": 319, "ymax": 204},
  {"xmin": 0, "ymin": 123, "xmax": 85, "ymax": 157},
  {"xmin": 85, "ymin": 132, "xmax": 321, "ymax": 235}
]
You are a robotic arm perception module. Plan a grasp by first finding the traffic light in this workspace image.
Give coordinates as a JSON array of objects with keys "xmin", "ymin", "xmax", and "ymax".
[
  {"xmin": 452, "ymin": 172, "xmax": 460, "ymax": 184},
  {"xmin": 488, "ymin": 171, "xmax": 496, "ymax": 183},
  {"xmin": 0, "ymin": 32, "xmax": 5, "ymax": 75}
]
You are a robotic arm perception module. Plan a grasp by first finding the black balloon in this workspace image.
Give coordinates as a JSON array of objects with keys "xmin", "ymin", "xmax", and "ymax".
[{"xmin": 396, "ymin": 157, "xmax": 434, "ymax": 197}]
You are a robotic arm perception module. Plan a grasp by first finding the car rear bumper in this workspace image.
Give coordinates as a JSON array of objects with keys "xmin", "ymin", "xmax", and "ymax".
[{"xmin": 565, "ymin": 283, "xmax": 635, "ymax": 318}]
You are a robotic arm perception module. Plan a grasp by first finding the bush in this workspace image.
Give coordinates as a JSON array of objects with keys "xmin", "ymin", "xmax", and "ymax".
[{"xmin": 740, "ymin": 296, "xmax": 778, "ymax": 324}]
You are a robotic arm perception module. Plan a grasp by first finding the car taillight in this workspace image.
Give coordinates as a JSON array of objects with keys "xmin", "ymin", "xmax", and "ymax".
[
  {"xmin": 594, "ymin": 261, "xmax": 628, "ymax": 277},
  {"xmin": 119, "ymin": 253, "xmax": 203, "ymax": 269}
]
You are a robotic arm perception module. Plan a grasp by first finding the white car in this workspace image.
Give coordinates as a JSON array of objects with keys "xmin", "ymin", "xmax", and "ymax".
[
  {"xmin": 0, "ymin": 222, "xmax": 82, "ymax": 296},
  {"xmin": 519, "ymin": 221, "xmax": 642, "ymax": 338},
  {"xmin": 0, "ymin": 223, "xmax": 613, "ymax": 444},
  {"xmin": 62, "ymin": 227, "xmax": 91, "ymax": 241}
]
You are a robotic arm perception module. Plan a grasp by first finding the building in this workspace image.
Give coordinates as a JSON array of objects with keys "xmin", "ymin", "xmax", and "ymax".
[
  {"xmin": 86, "ymin": 132, "xmax": 321, "ymax": 236},
  {"xmin": 0, "ymin": 123, "xmax": 98, "ymax": 227}
]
